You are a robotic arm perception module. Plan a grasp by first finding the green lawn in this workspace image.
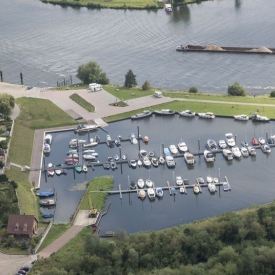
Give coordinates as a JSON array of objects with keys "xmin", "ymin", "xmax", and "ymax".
[{"xmin": 69, "ymin": 93, "xmax": 95, "ymax": 112}]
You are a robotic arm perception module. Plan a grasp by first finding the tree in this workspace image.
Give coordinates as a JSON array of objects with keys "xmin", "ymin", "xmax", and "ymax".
[
  {"xmin": 142, "ymin": 80, "xmax": 151, "ymax": 90},
  {"xmin": 189, "ymin": 86, "xmax": 198, "ymax": 93},
  {"xmin": 124, "ymin": 70, "xmax": 137, "ymax": 88},
  {"xmin": 0, "ymin": 93, "xmax": 15, "ymax": 116},
  {"xmin": 270, "ymin": 90, "xmax": 275, "ymax": 97},
  {"xmin": 227, "ymin": 82, "xmax": 247, "ymax": 96},
  {"xmin": 76, "ymin": 61, "xmax": 109, "ymax": 85}
]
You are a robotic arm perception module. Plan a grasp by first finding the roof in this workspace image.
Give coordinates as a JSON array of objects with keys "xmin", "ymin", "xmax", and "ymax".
[{"xmin": 7, "ymin": 214, "xmax": 38, "ymax": 237}]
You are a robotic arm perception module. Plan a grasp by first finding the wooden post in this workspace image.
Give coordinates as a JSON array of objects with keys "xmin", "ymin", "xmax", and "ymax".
[
  {"xmin": 198, "ymin": 139, "xmax": 200, "ymax": 158},
  {"xmin": 266, "ymin": 131, "xmax": 268, "ymax": 141},
  {"xmin": 20, "ymin": 72, "xmax": 23, "ymax": 85},
  {"xmin": 0, "ymin": 71, "xmax": 3, "ymax": 82},
  {"xmin": 235, "ymin": 135, "xmax": 237, "ymax": 144}
]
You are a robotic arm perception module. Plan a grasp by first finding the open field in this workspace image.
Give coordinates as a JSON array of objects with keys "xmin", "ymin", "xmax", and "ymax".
[{"xmin": 69, "ymin": 93, "xmax": 95, "ymax": 112}]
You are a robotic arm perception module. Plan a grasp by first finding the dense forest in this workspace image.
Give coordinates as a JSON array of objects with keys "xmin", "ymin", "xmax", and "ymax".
[{"xmin": 32, "ymin": 201, "xmax": 275, "ymax": 275}]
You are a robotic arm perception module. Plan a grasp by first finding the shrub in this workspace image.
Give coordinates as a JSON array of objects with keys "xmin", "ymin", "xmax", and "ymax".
[
  {"xmin": 270, "ymin": 90, "xmax": 275, "ymax": 97},
  {"xmin": 142, "ymin": 80, "xmax": 151, "ymax": 91},
  {"xmin": 228, "ymin": 82, "xmax": 247, "ymax": 96},
  {"xmin": 189, "ymin": 86, "xmax": 198, "ymax": 93}
]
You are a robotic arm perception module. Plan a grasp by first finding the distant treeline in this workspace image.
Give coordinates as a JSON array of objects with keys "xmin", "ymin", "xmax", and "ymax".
[{"xmin": 32, "ymin": 201, "xmax": 275, "ymax": 275}]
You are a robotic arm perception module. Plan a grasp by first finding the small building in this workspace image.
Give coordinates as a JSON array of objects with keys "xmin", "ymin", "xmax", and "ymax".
[{"xmin": 7, "ymin": 214, "xmax": 38, "ymax": 238}]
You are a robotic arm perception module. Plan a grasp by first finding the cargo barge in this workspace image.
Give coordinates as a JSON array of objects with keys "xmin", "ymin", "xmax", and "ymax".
[{"xmin": 176, "ymin": 44, "xmax": 275, "ymax": 54}]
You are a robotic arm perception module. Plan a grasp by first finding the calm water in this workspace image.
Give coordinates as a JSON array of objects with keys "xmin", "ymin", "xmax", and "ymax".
[
  {"xmin": 1, "ymin": 0, "xmax": 275, "ymax": 94},
  {"xmin": 41, "ymin": 116, "xmax": 275, "ymax": 233}
]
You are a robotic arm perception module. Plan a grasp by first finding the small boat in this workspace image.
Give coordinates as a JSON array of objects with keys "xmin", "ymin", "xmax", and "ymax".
[
  {"xmin": 128, "ymin": 159, "xmax": 137, "ymax": 168},
  {"xmin": 218, "ymin": 140, "xmax": 227, "ymax": 149},
  {"xmin": 267, "ymin": 137, "xmax": 275, "ymax": 145},
  {"xmin": 67, "ymin": 149, "xmax": 78, "ymax": 154},
  {"xmin": 137, "ymin": 160, "xmax": 143, "ymax": 166},
  {"xmin": 147, "ymin": 188, "xmax": 156, "ymax": 200},
  {"xmin": 204, "ymin": 150, "xmax": 215, "ymax": 162},
  {"xmin": 121, "ymin": 154, "xmax": 127, "ymax": 160},
  {"xmin": 252, "ymin": 137, "xmax": 259, "ymax": 146},
  {"xmin": 248, "ymin": 146, "xmax": 256, "ymax": 156},
  {"xmin": 208, "ymin": 182, "xmax": 216, "ymax": 193},
  {"xmin": 197, "ymin": 177, "xmax": 204, "ymax": 184},
  {"xmin": 213, "ymin": 178, "xmax": 218, "ymax": 183},
  {"xmin": 75, "ymin": 166, "xmax": 82, "ymax": 173},
  {"xmin": 137, "ymin": 179, "xmax": 145, "ymax": 188},
  {"xmin": 240, "ymin": 147, "xmax": 249, "ymax": 157},
  {"xmin": 169, "ymin": 145, "xmax": 178, "ymax": 154},
  {"xmin": 129, "ymin": 133, "xmax": 138, "ymax": 144},
  {"xmin": 64, "ymin": 158, "xmax": 78, "ymax": 165},
  {"xmin": 83, "ymin": 165, "xmax": 88, "ymax": 172},
  {"xmin": 95, "ymin": 135, "xmax": 100, "ymax": 143},
  {"xmin": 44, "ymin": 134, "xmax": 53, "ymax": 145},
  {"xmin": 206, "ymin": 176, "xmax": 213, "ymax": 183},
  {"xmin": 55, "ymin": 168, "xmax": 62, "ymax": 175},
  {"xmin": 143, "ymin": 136, "xmax": 149, "ymax": 143},
  {"xmin": 40, "ymin": 199, "xmax": 56, "ymax": 206},
  {"xmin": 103, "ymin": 163, "xmax": 110, "ymax": 169},
  {"xmin": 184, "ymin": 152, "xmax": 195, "ymax": 165},
  {"xmin": 129, "ymin": 181, "xmax": 136, "ymax": 190},
  {"xmin": 234, "ymin": 114, "xmax": 249, "ymax": 121},
  {"xmin": 110, "ymin": 161, "xmax": 117, "ymax": 170},
  {"xmin": 145, "ymin": 179, "xmax": 153, "ymax": 188},
  {"xmin": 178, "ymin": 110, "xmax": 195, "ymax": 117},
  {"xmin": 179, "ymin": 187, "xmax": 185, "ymax": 194},
  {"xmin": 151, "ymin": 157, "xmax": 159, "ymax": 167},
  {"xmin": 176, "ymin": 176, "xmax": 183, "ymax": 186},
  {"xmin": 69, "ymin": 138, "xmax": 86, "ymax": 145},
  {"xmin": 37, "ymin": 191, "xmax": 54, "ymax": 197},
  {"xmin": 222, "ymin": 149, "xmax": 233, "ymax": 160},
  {"xmin": 156, "ymin": 187, "xmax": 164, "ymax": 197},
  {"xmin": 42, "ymin": 213, "xmax": 54, "ymax": 218},
  {"xmin": 259, "ymin": 137, "xmax": 265, "ymax": 145},
  {"xmin": 263, "ymin": 144, "xmax": 271, "ymax": 153},
  {"xmin": 170, "ymin": 188, "xmax": 177, "ymax": 195},
  {"xmin": 47, "ymin": 163, "xmax": 54, "ymax": 176},
  {"xmin": 131, "ymin": 110, "xmax": 152, "ymax": 120},
  {"xmin": 178, "ymin": 141, "xmax": 188, "ymax": 153},
  {"xmin": 206, "ymin": 139, "xmax": 218, "ymax": 151},
  {"xmin": 164, "ymin": 3, "xmax": 173, "ymax": 12},
  {"xmin": 114, "ymin": 154, "xmax": 119, "ymax": 161},
  {"xmin": 83, "ymin": 149, "xmax": 96, "ymax": 154},
  {"xmin": 193, "ymin": 184, "xmax": 200, "ymax": 194},
  {"xmin": 67, "ymin": 153, "xmax": 79, "ymax": 159},
  {"xmin": 154, "ymin": 109, "xmax": 175, "ymax": 116},
  {"xmin": 231, "ymin": 146, "xmax": 242, "ymax": 158},
  {"xmin": 241, "ymin": 141, "xmax": 249, "ymax": 147},
  {"xmin": 165, "ymin": 155, "xmax": 176, "ymax": 167},
  {"xmin": 139, "ymin": 149, "xmax": 148, "ymax": 159},
  {"xmin": 43, "ymin": 143, "xmax": 51, "ymax": 154},
  {"xmin": 148, "ymin": 151, "xmax": 155, "ymax": 157},
  {"xmin": 61, "ymin": 169, "xmax": 67, "ymax": 175},
  {"xmin": 114, "ymin": 139, "xmax": 121, "ymax": 147},
  {"xmin": 106, "ymin": 135, "xmax": 113, "ymax": 147},
  {"xmin": 74, "ymin": 124, "xmax": 98, "ymax": 133},
  {"xmin": 143, "ymin": 157, "xmax": 151, "ymax": 167},
  {"xmin": 251, "ymin": 112, "xmax": 270, "ymax": 122},
  {"xmin": 83, "ymin": 140, "xmax": 98, "ymax": 147},
  {"xmin": 159, "ymin": 156, "xmax": 165, "ymax": 164},
  {"xmin": 198, "ymin": 112, "xmax": 215, "ymax": 119},
  {"xmin": 225, "ymin": 133, "xmax": 235, "ymax": 147},
  {"xmin": 83, "ymin": 154, "xmax": 96, "ymax": 160},
  {"xmin": 138, "ymin": 189, "xmax": 146, "ymax": 200}
]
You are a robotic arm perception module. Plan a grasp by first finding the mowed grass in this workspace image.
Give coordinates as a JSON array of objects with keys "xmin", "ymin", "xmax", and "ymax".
[
  {"xmin": 79, "ymin": 176, "xmax": 114, "ymax": 212},
  {"xmin": 69, "ymin": 93, "xmax": 95, "ymax": 112},
  {"xmin": 16, "ymin": 98, "xmax": 76, "ymax": 129},
  {"xmin": 104, "ymin": 100, "xmax": 275, "ymax": 122}
]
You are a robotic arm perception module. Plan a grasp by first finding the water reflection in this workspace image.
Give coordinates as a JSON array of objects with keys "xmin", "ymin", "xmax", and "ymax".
[
  {"xmin": 235, "ymin": 0, "xmax": 242, "ymax": 9},
  {"xmin": 171, "ymin": 5, "xmax": 191, "ymax": 23}
]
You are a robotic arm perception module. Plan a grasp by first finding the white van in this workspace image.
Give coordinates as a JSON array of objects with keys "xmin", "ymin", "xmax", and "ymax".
[
  {"xmin": 89, "ymin": 83, "xmax": 102, "ymax": 92},
  {"xmin": 153, "ymin": 91, "xmax": 162, "ymax": 98}
]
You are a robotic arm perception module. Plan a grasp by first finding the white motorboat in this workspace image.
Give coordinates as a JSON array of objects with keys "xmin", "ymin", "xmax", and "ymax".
[
  {"xmin": 82, "ymin": 165, "xmax": 88, "ymax": 172},
  {"xmin": 222, "ymin": 149, "xmax": 233, "ymax": 160},
  {"xmin": 213, "ymin": 178, "xmax": 218, "ymax": 183},
  {"xmin": 179, "ymin": 187, "xmax": 185, "ymax": 194},
  {"xmin": 106, "ymin": 135, "xmax": 112, "ymax": 147},
  {"xmin": 131, "ymin": 110, "xmax": 152, "ymax": 120},
  {"xmin": 241, "ymin": 141, "xmax": 249, "ymax": 147},
  {"xmin": 148, "ymin": 151, "xmax": 154, "ymax": 157},
  {"xmin": 121, "ymin": 154, "xmax": 127, "ymax": 160},
  {"xmin": 225, "ymin": 133, "xmax": 235, "ymax": 147},
  {"xmin": 248, "ymin": 146, "xmax": 256, "ymax": 156},
  {"xmin": 177, "ymin": 141, "xmax": 188, "ymax": 153},
  {"xmin": 231, "ymin": 146, "xmax": 242, "ymax": 158},
  {"xmin": 55, "ymin": 168, "xmax": 62, "ymax": 175},
  {"xmin": 206, "ymin": 139, "xmax": 218, "ymax": 151},
  {"xmin": 138, "ymin": 190, "xmax": 146, "ymax": 200},
  {"xmin": 169, "ymin": 144, "xmax": 178, "ymax": 154},
  {"xmin": 208, "ymin": 182, "xmax": 216, "ymax": 193},
  {"xmin": 139, "ymin": 149, "xmax": 148, "ymax": 159},
  {"xmin": 40, "ymin": 199, "xmax": 56, "ymax": 206},
  {"xmin": 178, "ymin": 110, "xmax": 195, "ymax": 117},
  {"xmin": 251, "ymin": 112, "xmax": 270, "ymax": 122},
  {"xmin": 143, "ymin": 157, "xmax": 151, "ymax": 167},
  {"xmin": 234, "ymin": 114, "xmax": 249, "ymax": 121},
  {"xmin": 74, "ymin": 124, "xmax": 98, "ymax": 133},
  {"xmin": 240, "ymin": 147, "xmax": 249, "ymax": 157},
  {"xmin": 206, "ymin": 176, "xmax": 213, "ymax": 183},
  {"xmin": 156, "ymin": 187, "xmax": 164, "ymax": 197},
  {"xmin": 198, "ymin": 112, "xmax": 215, "ymax": 119},
  {"xmin": 44, "ymin": 134, "xmax": 53, "ymax": 145},
  {"xmin": 197, "ymin": 177, "xmax": 204, "ymax": 184},
  {"xmin": 129, "ymin": 159, "xmax": 137, "ymax": 168},
  {"xmin": 154, "ymin": 109, "xmax": 175, "ymax": 115},
  {"xmin": 147, "ymin": 188, "xmax": 156, "ymax": 200},
  {"xmin": 69, "ymin": 139, "xmax": 86, "ymax": 145},
  {"xmin": 151, "ymin": 157, "xmax": 159, "ymax": 167},
  {"xmin": 204, "ymin": 150, "xmax": 215, "ymax": 162},
  {"xmin": 129, "ymin": 133, "xmax": 138, "ymax": 144},
  {"xmin": 184, "ymin": 152, "xmax": 195, "ymax": 165},
  {"xmin": 218, "ymin": 140, "xmax": 227, "ymax": 149},
  {"xmin": 159, "ymin": 156, "xmax": 165, "ymax": 164},
  {"xmin": 83, "ymin": 154, "xmax": 96, "ymax": 160},
  {"xmin": 83, "ymin": 140, "xmax": 98, "ymax": 147},
  {"xmin": 258, "ymin": 137, "xmax": 265, "ymax": 145},
  {"xmin": 164, "ymin": 3, "xmax": 173, "ymax": 12},
  {"xmin": 176, "ymin": 176, "xmax": 183, "ymax": 186},
  {"xmin": 193, "ymin": 184, "xmax": 200, "ymax": 194},
  {"xmin": 137, "ymin": 179, "xmax": 145, "ymax": 188},
  {"xmin": 114, "ymin": 154, "xmax": 119, "ymax": 161},
  {"xmin": 145, "ymin": 179, "xmax": 153, "ymax": 188},
  {"xmin": 67, "ymin": 153, "xmax": 79, "ymax": 159},
  {"xmin": 137, "ymin": 160, "xmax": 143, "ymax": 166},
  {"xmin": 83, "ymin": 149, "xmax": 95, "ymax": 154},
  {"xmin": 47, "ymin": 163, "xmax": 54, "ymax": 176},
  {"xmin": 43, "ymin": 143, "xmax": 51, "ymax": 154},
  {"xmin": 165, "ymin": 155, "xmax": 176, "ymax": 167},
  {"xmin": 263, "ymin": 144, "xmax": 271, "ymax": 153}
]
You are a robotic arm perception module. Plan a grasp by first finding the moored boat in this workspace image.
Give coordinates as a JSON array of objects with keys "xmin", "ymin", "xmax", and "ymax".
[
  {"xmin": 234, "ymin": 114, "xmax": 249, "ymax": 121},
  {"xmin": 128, "ymin": 159, "xmax": 137, "ymax": 168},
  {"xmin": 248, "ymin": 146, "xmax": 256, "ymax": 156},
  {"xmin": 184, "ymin": 152, "xmax": 195, "ymax": 165},
  {"xmin": 40, "ymin": 199, "xmax": 56, "ymax": 206},
  {"xmin": 43, "ymin": 144, "xmax": 51, "ymax": 154},
  {"xmin": 178, "ymin": 110, "xmax": 195, "ymax": 117},
  {"xmin": 204, "ymin": 150, "xmax": 215, "ymax": 162},
  {"xmin": 225, "ymin": 133, "xmax": 235, "ymax": 147},
  {"xmin": 42, "ymin": 213, "xmax": 54, "ymax": 218},
  {"xmin": 103, "ymin": 163, "xmax": 111, "ymax": 170},
  {"xmin": 151, "ymin": 157, "xmax": 159, "ymax": 167},
  {"xmin": 159, "ymin": 156, "xmax": 165, "ymax": 164},
  {"xmin": 138, "ymin": 189, "xmax": 146, "ymax": 200},
  {"xmin": 240, "ymin": 147, "xmax": 249, "ymax": 157},
  {"xmin": 156, "ymin": 187, "xmax": 164, "ymax": 197},
  {"xmin": 252, "ymin": 137, "xmax": 259, "ymax": 146},
  {"xmin": 130, "ymin": 181, "xmax": 136, "ymax": 189},
  {"xmin": 37, "ymin": 190, "xmax": 54, "ymax": 197},
  {"xmin": 137, "ymin": 179, "xmax": 145, "ymax": 189},
  {"xmin": 198, "ymin": 112, "xmax": 215, "ymax": 119},
  {"xmin": 222, "ymin": 149, "xmax": 233, "ymax": 160},
  {"xmin": 143, "ymin": 157, "xmax": 151, "ymax": 167},
  {"xmin": 218, "ymin": 140, "xmax": 227, "ymax": 149},
  {"xmin": 69, "ymin": 138, "xmax": 86, "ymax": 145},
  {"xmin": 193, "ymin": 184, "xmax": 200, "ymax": 194},
  {"xmin": 131, "ymin": 110, "xmax": 152, "ymax": 120},
  {"xmin": 145, "ymin": 179, "xmax": 153, "ymax": 188},
  {"xmin": 176, "ymin": 176, "xmax": 183, "ymax": 186},
  {"xmin": 208, "ymin": 182, "xmax": 216, "ymax": 193},
  {"xmin": 74, "ymin": 124, "xmax": 98, "ymax": 133},
  {"xmin": 154, "ymin": 109, "xmax": 175, "ymax": 116},
  {"xmin": 44, "ymin": 134, "xmax": 53, "ymax": 145},
  {"xmin": 143, "ymin": 136, "xmax": 149, "ymax": 143},
  {"xmin": 178, "ymin": 141, "xmax": 188, "ymax": 153},
  {"xmin": 259, "ymin": 137, "xmax": 265, "ymax": 145},
  {"xmin": 47, "ymin": 163, "xmax": 54, "ymax": 176},
  {"xmin": 206, "ymin": 139, "xmax": 218, "ymax": 151},
  {"xmin": 169, "ymin": 144, "xmax": 178, "ymax": 154},
  {"xmin": 75, "ymin": 166, "xmax": 82, "ymax": 173},
  {"xmin": 231, "ymin": 146, "xmax": 242, "ymax": 158},
  {"xmin": 129, "ymin": 133, "xmax": 138, "ymax": 144},
  {"xmin": 165, "ymin": 155, "xmax": 176, "ymax": 167},
  {"xmin": 83, "ymin": 165, "xmax": 88, "ymax": 172},
  {"xmin": 263, "ymin": 144, "xmax": 271, "ymax": 153},
  {"xmin": 251, "ymin": 112, "xmax": 270, "ymax": 122},
  {"xmin": 147, "ymin": 188, "xmax": 156, "ymax": 200}
]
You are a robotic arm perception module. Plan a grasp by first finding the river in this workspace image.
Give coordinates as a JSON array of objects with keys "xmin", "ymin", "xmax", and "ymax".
[
  {"xmin": 0, "ymin": 0, "xmax": 275, "ymax": 94},
  {"xmin": 40, "ymin": 116, "xmax": 275, "ymax": 234}
]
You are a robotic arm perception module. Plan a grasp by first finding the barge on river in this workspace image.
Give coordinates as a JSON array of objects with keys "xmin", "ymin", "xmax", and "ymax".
[{"xmin": 176, "ymin": 44, "xmax": 275, "ymax": 54}]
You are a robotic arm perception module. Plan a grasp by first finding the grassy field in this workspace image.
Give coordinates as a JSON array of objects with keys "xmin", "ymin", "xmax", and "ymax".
[{"xmin": 69, "ymin": 93, "xmax": 95, "ymax": 112}]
